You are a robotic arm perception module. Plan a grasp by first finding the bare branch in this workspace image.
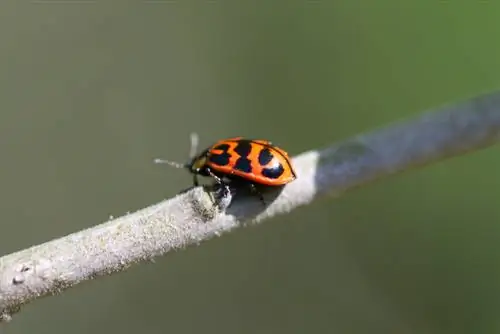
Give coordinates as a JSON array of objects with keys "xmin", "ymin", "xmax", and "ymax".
[{"xmin": 2, "ymin": 90, "xmax": 500, "ymax": 322}]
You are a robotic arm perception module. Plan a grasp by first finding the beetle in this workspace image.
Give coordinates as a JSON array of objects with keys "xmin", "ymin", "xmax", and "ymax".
[{"xmin": 155, "ymin": 134, "xmax": 297, "ymax": 205}]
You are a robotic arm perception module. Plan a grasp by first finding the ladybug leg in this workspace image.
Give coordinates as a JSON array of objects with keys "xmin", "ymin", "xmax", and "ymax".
[
  {"xmin": 206, "ymin": 167, "xmax": 231, "ymax": 193},
  {"xmin": 206, "ymin": 168, "xmax": 224, "ymax": 186},
  {"xmin": 249, "ymin": 183, "xmax": 266, "ymax": 206},
  {"xmin": 192, "ymin": 174, "xmax": 199, "ymax": 187},
  {"xmin": 206, "ymin": 168, "xmax": 233, "ymax": 209}
]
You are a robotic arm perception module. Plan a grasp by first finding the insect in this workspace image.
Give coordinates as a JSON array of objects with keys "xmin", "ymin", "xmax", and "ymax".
[{"xmin": 155, "ymin": 134, "xmax": 297, "ymax": 205}]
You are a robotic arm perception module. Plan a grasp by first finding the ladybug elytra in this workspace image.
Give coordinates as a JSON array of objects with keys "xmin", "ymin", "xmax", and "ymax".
[{"xmin": 155, "ymin": 134, "xmax": 297, "ymax": 205}]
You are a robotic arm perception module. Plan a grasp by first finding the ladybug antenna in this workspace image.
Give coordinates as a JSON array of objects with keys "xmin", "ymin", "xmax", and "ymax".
[
  {"xmin": 153, "ymin": 132, "xmax": 200, "ymax": 169},
  {"xmin": 188, "ymin": 132, "xmax": 199, "ymax": 159},
  {"xmin": 153, "ymin": 158, "xmax": 186, "ymax": 169}
]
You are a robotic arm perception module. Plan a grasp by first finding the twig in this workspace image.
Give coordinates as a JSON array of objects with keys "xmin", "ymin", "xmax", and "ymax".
[{"xmin": 2, "ymin": 89, "xmax": 500, "ymax": 322}]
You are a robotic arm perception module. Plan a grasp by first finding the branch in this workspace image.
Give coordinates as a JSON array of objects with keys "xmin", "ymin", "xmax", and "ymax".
[{"xmin": 2, "ymin": 89, "xmax": 500, "ymax": 322}]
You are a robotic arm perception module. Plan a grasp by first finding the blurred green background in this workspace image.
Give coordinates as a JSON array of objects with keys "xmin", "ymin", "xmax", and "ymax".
[{"xmin": 1, "ymin": 1, "xmax": 500, "ymax": 333}]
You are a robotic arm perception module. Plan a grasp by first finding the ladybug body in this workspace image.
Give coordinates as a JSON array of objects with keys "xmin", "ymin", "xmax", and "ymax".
[
  {"xmin": 189, "ymin": 137, "xmax": 296, "ymax": 187},
  {"xmin": 155, "ymin": 135, "xmax": 296, "ymax": 205}
]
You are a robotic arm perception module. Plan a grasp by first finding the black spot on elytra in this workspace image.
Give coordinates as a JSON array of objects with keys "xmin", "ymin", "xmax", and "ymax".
[
  {"xmin": 258, "ymin": 148, "xmax": 274, "ymax": 166},
  {"xmin": 234, "ymin": 140, "xmax": 252, "ymax": 157},
  {"xmin": 234, "ymin": 159, "xmax": 252, "ymax": 173},
  {"xmin": 209, "ymin": 144, "xmax": 231, "ymax": 166},
  {"xmin": 233, "ymin": 140, "xmax": 253, "ymax": 173},
  {"xmin": 262, "ymin": 163, "xmax": 284, "ymax": 179}
]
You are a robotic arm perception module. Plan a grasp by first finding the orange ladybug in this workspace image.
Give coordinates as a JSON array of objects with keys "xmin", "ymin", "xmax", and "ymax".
[{"xmin": 155, "ymin": 134, "xmax": 296, "ymax": 204}]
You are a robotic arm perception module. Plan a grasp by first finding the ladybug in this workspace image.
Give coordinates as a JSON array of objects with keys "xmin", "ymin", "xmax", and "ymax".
[{"xmin": 155, "ymin": 134, "xmax": 297, "ymax": 204}]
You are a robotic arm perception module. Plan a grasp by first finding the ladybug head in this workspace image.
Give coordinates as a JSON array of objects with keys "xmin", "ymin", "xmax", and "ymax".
[{"xmin": 186, "ymin": 153, "xmax": 208, "ymax": 174}]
